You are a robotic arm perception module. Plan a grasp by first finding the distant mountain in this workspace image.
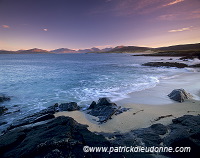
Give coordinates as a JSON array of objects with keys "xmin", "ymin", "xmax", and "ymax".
[
  {"xmin": 51, "ymin": 47, "xmax": 113, "ymax": 53},
  {"xmin": 51, "ymin": 48, "xmax": 76, "ymax": 53},
  {"xmin": 101, "ymin": 43, "xmax": 200, "ymax": 54},
  {"xmin": 0, "ymin": 50, "xmax": 16, "ymax": 54},
  {"xmin": 78, "ymin": 47, "xmax": 101, "ymax": 53},
  {"xmin": 101, "ymin": 47, "xmax": 113, "ymax": 52},
  {"xmin": 0, "ymin": 48, "xmax": 50, "ymax": 54},
  {"xmin": 1, "ymin": 43, "xmax": 199, "ymax": 55},
  {"xmin": 104, "ymin": 46, "xmax": 152, "ymax": 53},
  {"xmin": 17, "ymin": 48, "xmax": 50, "ymax": 54}
]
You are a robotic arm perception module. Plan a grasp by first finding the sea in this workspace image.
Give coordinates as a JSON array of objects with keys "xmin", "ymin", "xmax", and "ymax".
[{"xmin": 0, "ymin": 53, "xmax": 193, "ymax": 131}]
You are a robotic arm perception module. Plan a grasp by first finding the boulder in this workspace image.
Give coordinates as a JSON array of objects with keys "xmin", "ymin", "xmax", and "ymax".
[
  {"xmin": 142, "ymin": 62, "xmax": 188, "ymax": 68},
  {"xmin": 168, "ymin": 89, "xmax": 193, "ymax": 102},
  {"xmin": 88, "ymin": 101, "xmax": 96, "ymax": 109},
  {"xmin": 58, "ymin": 102, "xmax": 80, "ymax": 111},
  {"xmin": 88, "ymin": 98, "xmax": 119, "ymax": 123}
]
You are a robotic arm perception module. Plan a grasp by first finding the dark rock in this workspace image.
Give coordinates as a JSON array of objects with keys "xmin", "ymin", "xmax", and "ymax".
[
  {"xmin": 179, "ymin": 56, "xmax": 195, "ymax": 60},
  {"xmin": 32, "ymin": 114, "xmax": 55, "ymax": 123},
  {"xmin": 115, "ymin": 108, "xmax": 130, "ymax": 115},
  {"xmin": 0, "ymin": 106, "xmax": 8, "ymax": 115},
  {"xmin": 97, "ymin": 98, "xmax": 113, "ymax": 106},
  {"xmin": 7, "ymin": 104, "xmax": 59, "ymax": 131},
  {"xmin": 150, "ymin": 123, "xmax": 168, "ymax": 135},
  {"xmin": 189, "ymin": 64, "xmax": 200, "ymax": 67},
  {"xmin": 168, "ymin": 89, "xmax": 193, "ymax": 102},
  {"xmin": 137, "ymin": 131, "xmax": 162, "ymax": 147},
  {"xmin": 58, "ymin": 102, "xmax": 80, "ymax": 111},
  {"xmin": 88, "ymin": 98, "xmax": 119, "ymax": 123},
  {"xmin": 44, "ymin": 149, "xmax": 64, "ymax": 158},
  {"xmin": 163, "ymin": 115, "xmax": 200, "ymax": 158},
  {"xmin": 142, "ymin": 62, "xmax": 188, "ymax": 68},
  {"xmin": 0, "ymin": 129, "xmax": 26, "ymax": 154},
  {"xmin": 172, "ymin": 115, "xmax": 200, "ymax": 127},
  {"xmin": 7, "ymin": 102, "xmax": 80, "ymax": 131},
  {"xmin": 88, "ymin": 101, "xmax": 96, "ymax": 109},
  {"xmin": 0, "ymin": 95, "xmax": 10, "ymax": 103},
  {"xmin": 0, "ymin": 116, "xmax": 118, "ymax": 158}
]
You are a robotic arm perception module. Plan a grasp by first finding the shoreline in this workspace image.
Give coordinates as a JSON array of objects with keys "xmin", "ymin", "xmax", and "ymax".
[{"xmin": 55, "ymin": 71, "xmax": 200, "ymax": 133}]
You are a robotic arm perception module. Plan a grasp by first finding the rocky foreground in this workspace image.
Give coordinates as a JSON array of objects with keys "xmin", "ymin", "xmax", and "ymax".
[{"xmin": 0, "ymin": 96, "xmax": 200, "ymax": 158}]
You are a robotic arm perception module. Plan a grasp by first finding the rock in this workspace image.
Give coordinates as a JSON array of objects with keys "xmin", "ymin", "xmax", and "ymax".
[
  {"xmin": 88, "ymin": 98, "xmax": 119, "ymax": 123},
  {"xmin": 179, "ymin": 56, "xmax": 195, "ymax": 60},
  {"xmin": 189, "ymin": 64, "xmax": 200, "ymax": 67},
  {"xmin": 32, "ymin": 114, "xmax": 55, "ymax": 123},
  {"xmin": 115, "ymin": 107, "xmax": 130, "ymax": 115},
  {"xmin": 137, "ymin": 131, "xmax": 162, "ymax": 147},
  {"xmin": 142, "ymin": 62, "xmax": 188, "ymax": 68},
  {"xmin": 0, "ymin": 116, "xmax": 118, "ymax": 158},
  {"xmin": 58, "ymin": 102, "xmax": 80, "ymax": 111},
  {"xmin": 88, "ymin": 101, "xmax": 96, "ymax": 109},
  {"xmin": 0, "ymin": 95, "xmax": 10, "ymax": 103},
  {"xmin": 97, "ymin": 98, "xmax": 113, "ymax": 106},
  {"xmin": 109, "ymin": 115, "xmax": 200, "ymax": 158},
  {"xmin": 7, "ymin": 104, "xmax": 59, "ymax": 131},
  {"xmin": 163, "ymin": 115, "xmax": 200, "ymax": 158},
  {"xmin": 168, "ymin": 89, "xmax": 193, "ymax": 102},
  {"xmin": 172, "ymin": 115, "xmax": 200, "ymax": 127},
  {"xmin": 0, "ymin": 106, "xmax": 8, "ymax": 115},
  {"xmin": 150, "ymin": 123, "xmax": 168, "ymax": 135},
  {"xmin": 7, "ymin": 102, "xmax": 80, "ymax": 131}
]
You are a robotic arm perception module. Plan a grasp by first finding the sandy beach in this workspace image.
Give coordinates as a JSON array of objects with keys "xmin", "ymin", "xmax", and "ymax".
[{"xmin": 55, "ymin": 71, "xmax": 200, "ymax": 133}]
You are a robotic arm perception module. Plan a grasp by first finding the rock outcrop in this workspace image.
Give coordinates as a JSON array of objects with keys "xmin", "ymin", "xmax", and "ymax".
[
  {"xmin": 142, "ymin": 62, "xmax": 188, "ymax": 68},
  {"xmin": 58, "ymin": 102, "xmax": 80, "ymax": 111},
  {"xmin": 0, "ymin": 116, "xmax": 119, "ymax": 158},
  {"xmin": 108, "ymin": 115, "xmax": 200, "ymax": 158},
  {"xmin": 168, "ymin": 89, "xmax": 193, "ymax": 102},
  {"xmin": 6, "ymin": 102, "xmax": 80, "ymax": 131},
  {"xmin": 87, "ymin": 98, "xmax": 121, "ymax": 123}
]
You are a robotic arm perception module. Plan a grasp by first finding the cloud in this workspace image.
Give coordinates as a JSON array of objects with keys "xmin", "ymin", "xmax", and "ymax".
[
  {"xmin": 163, "ymin": 0, "xmax": 184, "ymax": 7},
  {"xmin": 105, "ymin": 0, "xmax": 184, "ymax": 16},
  {"xmin": 158, "ymin": 9, "xmax": 200, "ymax": 21},
  {"xmin": 43, "ymin": 28, "xmax": 48, "ymax": 31},
  {"xmin": 168, "ymin": 26, "xmax": 193, "ymax": 33},
  {"xmin": 2, "ymin": 25, "xmax": 10, "ymax": 29}
]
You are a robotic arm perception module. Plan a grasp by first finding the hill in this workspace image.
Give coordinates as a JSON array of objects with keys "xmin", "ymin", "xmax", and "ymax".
[
  {"xmin": 0, "ymin": 48, "xmax": 50, "ymax": 54},
  {"xmin": 157, "ymin": 43, "xmax": 200, "ymax": 51},
  {"xmin": 104, "ymin": 46, "xmax": 152, "ymax": 53}
]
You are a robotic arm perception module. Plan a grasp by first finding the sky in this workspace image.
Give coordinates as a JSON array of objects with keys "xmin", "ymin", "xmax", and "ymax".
[{"xmin": 0, "ymin": 0, "xmax": 200, "ymax": 51}]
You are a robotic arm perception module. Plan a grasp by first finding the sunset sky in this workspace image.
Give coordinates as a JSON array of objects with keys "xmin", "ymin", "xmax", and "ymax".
[{"xmin": 0, "ymin": 0, "xmax": 200, "ymax": 50}]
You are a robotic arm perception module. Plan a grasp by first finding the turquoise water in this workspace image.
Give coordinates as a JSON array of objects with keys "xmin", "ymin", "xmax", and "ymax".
[{"xmin": 0, "ymin": 53, "xmax": 188, "ymax": 122}]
